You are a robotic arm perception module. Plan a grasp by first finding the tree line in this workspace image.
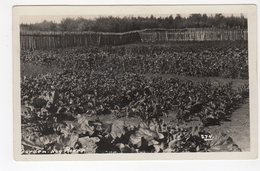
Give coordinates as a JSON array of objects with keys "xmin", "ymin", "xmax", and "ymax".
[{"xmin": 20, "ymin": 14, "xmax": 247, "ymax": 32}]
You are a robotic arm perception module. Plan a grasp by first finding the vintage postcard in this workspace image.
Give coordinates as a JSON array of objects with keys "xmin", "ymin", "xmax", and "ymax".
[{"xmin": 13, "ymin": 5, "xmax": 257, "ymax": 160}]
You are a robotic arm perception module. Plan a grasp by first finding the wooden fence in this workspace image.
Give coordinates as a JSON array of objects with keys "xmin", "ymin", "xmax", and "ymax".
[
  {"xmin": 20, "ymin": 31, "xmax": 141, "ymax": 50},
  {"xmin": 139, "ymin": 28, "xmax": 248, "ymax": 42},
  {"xmin": 20, "ymin": 28, "xmax": 247, "ymax": 50}
]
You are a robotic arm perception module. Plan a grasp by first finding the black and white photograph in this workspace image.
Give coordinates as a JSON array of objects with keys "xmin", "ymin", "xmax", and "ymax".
[{"xmin": 12, "ymin": 5, "xmax": 257, "ymax": 160}]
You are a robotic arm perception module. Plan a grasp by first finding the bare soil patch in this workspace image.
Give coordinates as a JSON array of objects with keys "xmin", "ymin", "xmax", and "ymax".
[{"xmin": 206, "ymin": 99, "xmax": 250, "ymax": 151}]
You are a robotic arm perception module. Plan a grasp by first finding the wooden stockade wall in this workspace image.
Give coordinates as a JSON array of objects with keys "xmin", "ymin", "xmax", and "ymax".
[
  {"xmin": 20, "ymin": 28, "xmax": 247, "ymax": 50},
  {"xmin": 20, "ymin": 32, "xmax": 99, "ymax": 50},
  {"xmin": 139, "ymin": 28, "xmax": 248, "ymax": 42},
  {"xmin": 20, "ymin": 31, "xmax": 141, "ymax": 50},
  {"xmin": 99, "ymin": 32, "xmax": 141, "ymax": 46}
]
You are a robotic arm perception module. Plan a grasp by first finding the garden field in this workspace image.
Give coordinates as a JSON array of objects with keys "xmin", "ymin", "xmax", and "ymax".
[{"xmin": 20, "ymin": 41, "xmax": 249, "ymax": 154}]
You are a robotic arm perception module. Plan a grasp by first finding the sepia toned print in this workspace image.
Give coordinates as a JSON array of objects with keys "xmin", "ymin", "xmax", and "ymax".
[{"xmin": 13, "ymin": 5, "xmax": 257, "ymax": 160}]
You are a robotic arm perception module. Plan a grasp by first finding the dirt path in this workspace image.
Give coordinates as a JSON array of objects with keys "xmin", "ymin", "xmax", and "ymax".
[{"xmin": 207, "ymin": 99, "xmax": 250, "ymax": 151}]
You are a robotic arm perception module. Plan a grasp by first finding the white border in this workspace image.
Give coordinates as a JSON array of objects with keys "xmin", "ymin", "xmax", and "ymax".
[
  {"xmin": 13, "ymin": 4, "xmax": 257, "ymax": 161},
  {"xmin": 0, "ymin": 0, "xmax": 260, "ymax": 171}
]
